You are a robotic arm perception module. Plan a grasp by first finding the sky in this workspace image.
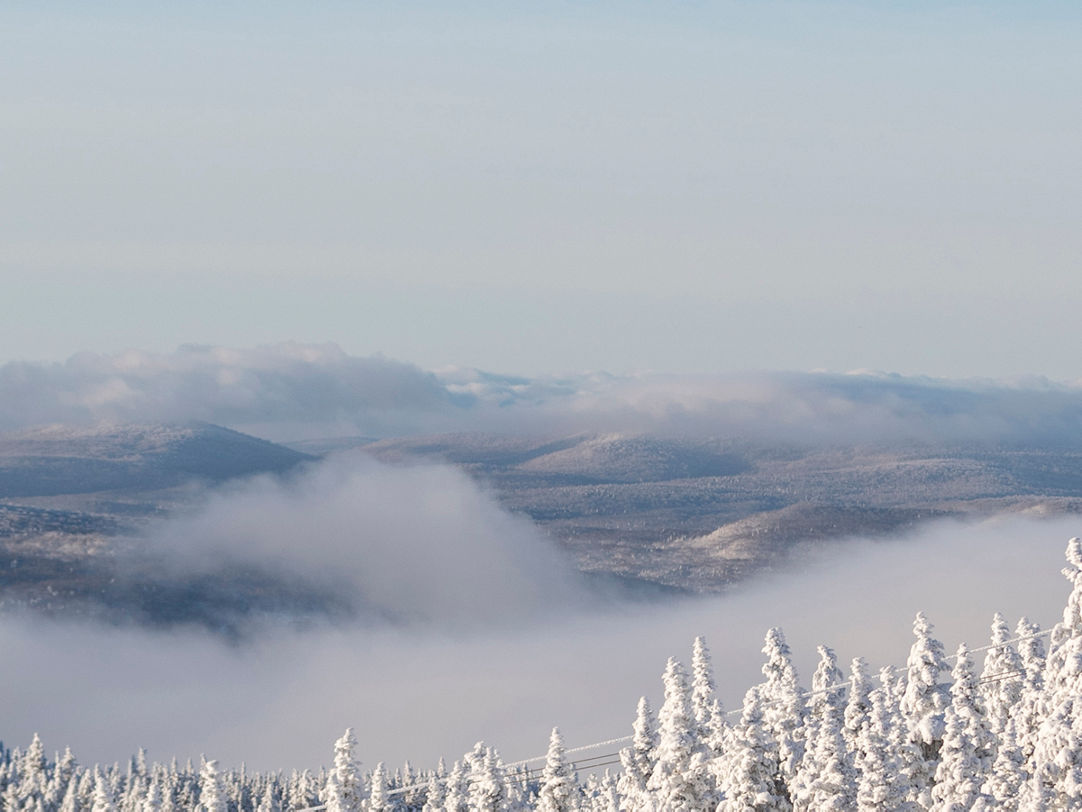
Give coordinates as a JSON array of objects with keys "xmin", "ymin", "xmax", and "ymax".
[{"xmin": 3, "ymin": 2, "xmax": 1082, "ymax": 379}]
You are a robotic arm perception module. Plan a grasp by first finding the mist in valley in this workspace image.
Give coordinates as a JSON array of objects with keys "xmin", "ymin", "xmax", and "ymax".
[{"xmin": 0, "ymin": 452, "xmax": 1075, "ymax": 775}]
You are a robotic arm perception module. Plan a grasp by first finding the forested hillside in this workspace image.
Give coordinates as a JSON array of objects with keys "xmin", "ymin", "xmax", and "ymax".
[{"xmin": 6, "ymin": 537, "xmax": 1082, "ymax": 810}]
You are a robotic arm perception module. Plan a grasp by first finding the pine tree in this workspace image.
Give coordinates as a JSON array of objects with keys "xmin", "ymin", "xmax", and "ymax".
[
  {"xmin": 717, "ymin": 687, "xmax": 789, "ymax": 812},
  {"xmin": 842, "ymin": 658, "xmax": 873, "ymax": 770},
  {"xmin": 617, "ymin": 696, "xmax": 658, "ymax": 811},
  {"xmin": 367, "ymin": 762, "xmax": 391, "ymax": 812},
  {"xmin": 690, "ymin": 637, "xmax": 717, "ymax": 740},
  {"xmin": 197, "ymin": 760, "xmax": 227, "ymax": 812},
  {"xmin": 900, "ymin": 611, "xmax": 948, "ymax": 807},
  {"xmin": 1014, "ymin": 616, "xmax": 1047, "ymax": 768},
  {"xmin": 468, "ymin": 748, "xmax": 507, "ymax": 812},
  {"xmin": 759, "ymin": 627, "xmax": 805, "ymax": 798},
  {"xmin": 442, "ymin": 761, "xmax": 469, "ymax": 812},
  {"xmin": 980, "ymin": 613, "xmax": 1023, "ymax": 746},
  {"xmin": 647, "ymin": 658, "xmax": 710, "ymax": 809},
  {"xmin": 538, "ymin": 729, "xmax": 579, "ymax": 812},
  {"xmin": 792, "ymin": 645, "xmax": 845, "ymax": 808},
  {"xmin": 796, "ymin": 647, "xmax": 855, "ymax": 811},
  {"xmin": 325, "ymin": 729, "xmax": 363, "ymax": 812},
  {"xmin": 856, "ymin": 667, "xmax": 911, "ymax": 811},
  {"xmin": 1025, "ymin": 538, "xmax": 1082, "ymax": 808},
  {"xmin": 930, "ymin": 644, "xmax": 994, "ymax": 810}
]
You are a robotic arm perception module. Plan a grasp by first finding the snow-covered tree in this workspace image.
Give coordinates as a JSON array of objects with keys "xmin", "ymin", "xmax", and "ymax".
[
  {"xmin": 325, "ymin": 729, "xmax": 363, "ymax": 812},
  {"xmin": 900, "ymin": 611, "xmax": 948, "ymax": 806},
  {"xmin": 930, "ymin": 644, "xmax": 994, "ymax": 810},
  {"xmin": 538, "ymin": 729, "xmax": 579, "ymax": 812},
  {"xmin": 980, "ymin": 613, "xmax": 1023, "ymax": 742},
  {"xmin": 690, "ymin": 637, "xmax": 716, "ymax": 738},
  {"xmin": 443, "ymin": 761, "xmax": 469, "ymax": 812},
  {"xmin": 759, "ymin": 627, "xmax": 805, "ymax": 796},
  {"xmin": 792, "ymin": 645, "xmax": 845, "ymax": 808},
  {"xmin": 197, "ymin": 761, "xmax": 226, "ymax": 812},
  {"xmin": 855, "ymin": 667, "xmax": 911, "ymax": 811},
  {"xmin": 367, "ymin": 762, "xmax": 391, "ymax": 812},
  {"xmin": 618, "ymin": 697, "xmax": 657, "ymax": 810},
  {"xmin": 1024, "ymin": 538, "xmax": 1082, "ymax": 808},
  {"xmin": 647, "ymin": 658, "xmax": 710, "ymax": 808},
  {"xmin": 467, "ymin": 748, "xmax": 507, "ymax": 812},
  {"xmin": 718, "ymin": 686, "xmax": 789, "ymax": 812}
]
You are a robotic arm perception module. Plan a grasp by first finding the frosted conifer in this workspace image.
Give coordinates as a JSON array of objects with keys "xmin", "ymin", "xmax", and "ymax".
[
  {"xmin": 718, "ymin": 686, "xmax": 789, "ymax": 812},
  {"xmin": 197, "ymin": 760, "xmax": 227, "ymax": 812},
  {"xmin": 325, "ymin": 729, "xmax": 363, "ymax": 812},
  {"xmin": 443, "ymin": 760, "xmax": 469, "ymax": 812},
  {"xmin": 617, "ymin": 697, "xmax": 657, "ymax": 809},
  {"xmin": 930, "ymin": 644, "xmax": 993, "ymax": 810},
  {"xmin": 539, "ymin": 728, "xmax": 579, "ymax": 812},
  {"xmin": 980, "ymin": 613, "xmax": 1023, "ymax": 744},
  {"xmin": 842, "ymin": 658, "xmax": 873, "ymax": 768},
  {"xmin": 690, "ymin": 637, "xmax": 716, "ymax": 739},
  {"xmin": 856, "ymin": 667, "xmax": 910, "ymax": 811},
  {"xmin": 367, "ymin": 762, "xmax": 390, "ymax": 812},
  {"xmin": 1026, "ymin": 538, "xmax": 1082, "ymax": 808},
  {"xmin": 759, "ymin": 627, "xmax": 805, "ymax": 792},
  {"xmin": 92, "ymin": 769, "xmax": 119, "ymax": 812},
  {"xmin": 900, "ymin": 611, "xmax": 948, "ymax": 806},
  {"xmin": 647, "ymin": 657, "xmax": 704, "ymax": 807},
  {"xmin": 793, "ymin": 645, "xmax": 845, "ymax": 807}
]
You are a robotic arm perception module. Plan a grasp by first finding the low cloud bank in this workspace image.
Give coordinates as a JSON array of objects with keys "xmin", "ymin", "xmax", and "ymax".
[
  {"xmin": 0, "ymin": 344, "xmax": 457, "ymax": 438},
  {"xmin": 0, "ymin": 515, "xmax": 1076, "ymax": 773},
  {"xmin": 129, "ymin": 454, "xmax": 592, "ymax": 629},
  {"xmin": 3, "ymin": 344, "xmax": 1082, "ymax": 445}
]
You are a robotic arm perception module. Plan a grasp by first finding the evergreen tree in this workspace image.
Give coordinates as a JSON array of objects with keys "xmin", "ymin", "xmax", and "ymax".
[
  {"xmin": 792, "ymin": 645, "xmax": 845, "ymax": 808},
  {"xmin": 442, "ymin": 761, "xmax": 469, "ymax": 812},
  {"xmin": 1014, "ymin": 616, "xmax": 1047, "ymax": 768},
  {"xmin": 930, "ymin": 644, "xmax": 994, "ymax": 810},
  {"xmin": 618, "ymin": 694, "xmax": 658, "ymax": 811},
  {"xmin": 1025, "ymin": 538, "xmax": 1082, "ymax": 808},
  {"xmin": 855, "ymin": 667, "xmax": 911, "ymax": 811},
  {"xmin": 325, "ymin": 729, "xmax": 363, "ymax": 812},
  {"xmin": 92, "ymin": 768, "xmax": 119, "ymax": 812},
  {"xmin": 717, "ymin": 687, "xmax": 789, "ymax": 812},
  {"xmin": 367, "ymin": 762, "xmax": 391, "ymax": 812},
  {"xmin": 690, "ymin": 637, "xmax": 717, "ymax": 740},
  {"xmin": 197, "ymin": 760, "xmax": 226, "ymax": 812},
  {"xmin": 900, "ymin": 611, "xmax": 948, "ymax": 807},
  {"xmin": 980, "ymin": 612, "xmax": 1023, "ymax": 745},
  {"xmin": 647, "ymin": 658, "xmax": 709, "ymax": 809},
  {"xmin": 842, "ymin": 658, "xmax": 873, "ymax": 770},
  {"xmin": 538, "ymin": 729, "xmax": 578, "ymax": 812},
  {"xmin": 759, "ymin": 627, "xmax": 805, "ymax": 797},
  {"xmin": 468, "ymin": 748, "xmax": 506, "ymax": 812}
]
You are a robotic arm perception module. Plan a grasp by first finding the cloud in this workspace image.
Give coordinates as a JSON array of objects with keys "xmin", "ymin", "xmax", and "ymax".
[
  {"xmin": 3, "ymin": 344, "xmax": 1082, "ymax": 446},
  {"xmin": 127, "ymin": 453, "xmax": 591, "ymax": 630},
  {"xmin": 0, "ymin": 515, "xmax": 1076, "ymax": 774},
  {"xmin": 0, "ymin": 343, "xmax": 459, "ymax": 438}
]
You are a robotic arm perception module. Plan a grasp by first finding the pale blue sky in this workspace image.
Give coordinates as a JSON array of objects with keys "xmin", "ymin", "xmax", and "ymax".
[{"xmin": 3, "ymin": 2, "xmax": 1081, "ymax": 378}]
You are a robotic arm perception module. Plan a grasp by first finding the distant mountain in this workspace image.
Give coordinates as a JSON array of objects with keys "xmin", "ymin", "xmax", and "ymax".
[
  {"xmin": 360, "ymin": 432, "xmax": 1082, "ymax": 590},
  {"xmin": 0, "ymin": 422, "xmax": 313, "ymax": 497}
]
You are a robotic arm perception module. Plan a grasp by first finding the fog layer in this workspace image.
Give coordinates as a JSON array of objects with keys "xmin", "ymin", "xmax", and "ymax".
[
  {"xmin": 0, "ymin": 511, "xmax": 1075, "ymax": 774},
  {"xmin": 135, "ymin": 453, "xmax": 590, "ymax": 629}
]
